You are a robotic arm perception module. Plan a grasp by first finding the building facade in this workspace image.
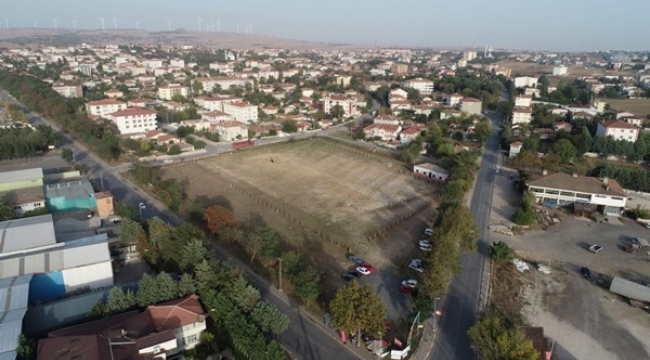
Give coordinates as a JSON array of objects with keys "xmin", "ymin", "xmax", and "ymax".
[
  {"xmin": 413, "ymin": 163, "xmax": 449, "ymax": 182},
  {"xmin": 459, "ymin": 98, "xmax": 482, "ymax": 115},
  {"xmin": 85, "ymin": 99, "xmax": 127, "ymax": 117},
  {"xmin": 596, "ymin": 119, "xmax": 640, "ymax": 142},
  {"xmin": 403, "ymin": 78, "xmax": 434, "ymax": 94},
  {"xmin": 222, "ymin": 101, "xmax": 259, "ymax": 123},
  {"xmin": 158, "ymin": 85, "xmax": 190, "ymax": 100},
  {"xmin": 107, "ymin": 108, "xmax": 158, "ymax": 136},
  {"xmin": 52, "ymin": 84, "xmax": 83, "ymax": 98}
]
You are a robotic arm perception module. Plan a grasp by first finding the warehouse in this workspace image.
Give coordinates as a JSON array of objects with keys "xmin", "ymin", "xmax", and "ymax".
[
  {"xmin": 44, "ymin": 179, "xmax": 97, "ymax": 212},
  {"xmin": 0, "ymin": 168, "xmax": 43, "ymax": 192}
]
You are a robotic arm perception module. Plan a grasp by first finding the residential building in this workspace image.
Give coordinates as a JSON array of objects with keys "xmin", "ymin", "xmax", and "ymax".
[
  {"xmin": 620, "ymin": 115, "xmax": 644, "ymax": 128},
  {"xmin": 514, "ymin": 96, "xmax": 533, "ymax": 108},
  {"xmin": 413, "ymin": 163, "xmax": 449, "ymax": 182},
  {"xmin": 524, "ymin": 87, "xmax": 541, "ymax": 97},
  {"xmin": 596, "ymin": 119, "xmax": 640, "ymax": 142},
  {"xmin": 440, "ymin": 109, "xmax": 463, "ymax": 119},
  {"xmin": 202, "ymin": 110, "xmax": 234, "ymax": 123},
  {"xmin": 363, "ymin": 123, "xmax": 402, "ymax": 141},
  {"xmin": 52, "ymin": 83, "xmax": 83, "ymax": 98},
  {"xmin": 462, "ymin": 51, "xmax": 477, "ymax": 61},
  {"xmin": 390, "ymin": 88, "xmax": 408, "ymax": 99},
  {"xmin": 197, "ymin": 96, "xmax": 243, "ymax": 112},
  {"xmin": 0, "ymin": 215, "xmax": 113, "ymax": 303},
  {"xmin": 509, "ymin": 141, "xmax": 523, "ymax": 158},
  {"xmin": 323, "ymin": 94, "xmax": 357, "ymax": 118},
  {"xmin": 104, "ymin": 90, "xmax": 123, "ymax": 99},
  {"xmin": 552, "ymin": 65, "xmax": 568, "ymax": 76},
  {"xmin": 512, "ymin": 107, "xmax": 533, "ymax": 124},
  {"xmin": 373, "ymin": 115, "xmax": 400, "ymax": 126},
  {"xmin": 107, "ymin": 108, "xmax": 157, "ymax": 136},
  {"xmin": 222, "ymin": 101, "xmax": 259, "ymax": 123},
  {"xmin": 195, "ymin": 76, "xmax": 250, "ymax": 92},
  {"xmin": 403, "ymin": 78, "xmax": 434, "ymax": 94},
  {"xmin": 459, "ymin": 97, "xmax": 482, "ymax": 115},
  {"xmin": 336, "ymin": 75, "xmax": 352, "ymax": 87},
  {"xmin": 391, "ymin": 63, "xmax": 409, "ymax": 75},
  {"xmin": 85, "ymin": 99, "xmax": 127, "ymax": 117},
  {"xmin": 215, "ymin": 121, "xmax": 248, "ymax": 141},
  {"xmin": 158, "ymin": 85, "xmax": 190, "ymax": 100},
  {"xmin": 37, "ymin": 295, "xmax": 207, "ymax": 360},
  {"xmin": 513, "ymin": 76, "xmax": 538, "ymax": 88},
  {"xmin": 526, "ymin": 172, "xmax": 626, "ymax": 216},
  {"xmin": 400, "ymin": 126, "xmax": 423, "ymax": 145},
  {"xmin": 444, "ymin": 94, "xmax": 463, "ymax": 106}
]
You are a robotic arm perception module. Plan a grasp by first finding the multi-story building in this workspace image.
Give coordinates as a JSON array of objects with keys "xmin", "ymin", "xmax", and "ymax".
[
  {"xmin": 363, "ymin": 123, "xmax": 402, "ymax": 141},
  {"xmin": 373, "ymin": 116, "xmax": 400, "ymax": 126},
  {"xmin": 158, "ymin": 85, "xmax": 190, "ymax": 100},
  {"xmin": 215, "ymin": 121, "xmax": 249, "ymax": 141},
  {"xmin": 513, "ymin": 76, "xmax": 538, "ymax": 88},
  {"xmin": 323, "ymin": 94, "xmax": 357, "ymax": 118},
  {"xmin": 195, "ymin": 76, "xmax": 250, "ymax": 93},
  {"xmin": 459, "ymin": 97, "xmax": 482, "ymax": 115},
  {"xmin": 552, "ymin": 65, "xmax": 568, "ymax": 76},
  {"xmin": 596, "ymin": 119, "xmax": 640, "ymax": 142},
  {"xmin": 222, "ymin": 101, "xmax": 259, "ymax": 123},
  {"xmin": 444, "ymin": 94, "xmax": 464, "ymax": 106},
  {"xmin": 462, "ymin": 51, "xmax": 477, "ymax": 61},
  {"xmin": 514, "ymin": 95, "xmax": 533, "ymax": 108},
  {"xmin": 512, "ymin": 107, "xmax": 533, "ymax": 124},
  {"xmin": 52, "ymin": 83, "xmax": 83, "ymax": 98},
  {"xmin": 196, "ymin": 96, "xmax": 243, "ymax": 112},
  {"xmin": 85, "ymin": 99, "xmax": 127, "ymax": 118},
  {"xmin": 403, "ymin": 78, "xmax": 434, "ymax": 94},
  {"xmin": 107, "ymin": 108, "xmax": 157, "ymax": 136},
  {"xmin": 391, "ymin": 63, "xmax": 409, "ymax": 75}
]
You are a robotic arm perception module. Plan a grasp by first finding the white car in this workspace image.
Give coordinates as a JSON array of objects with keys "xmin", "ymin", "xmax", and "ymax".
[
  {"xmin": 402, "ymin": 279, "xmax": 418, "ymax": 288},
  {"xmin": 409, "ymin": 259, "xmax": 424, "ymax": 273},
  {"xmin": 419, "ymin": 242, "xmax": 432, "ymax": 252},
  {"xmin": 424, "ymin": 228, "xmax": 434, "ymax": 236},
  {"xmin": 419, "ymin": 240, "xmax": 431, "ymax": 247},
  {"xmin": 356, "ymin": 267, "xmax": 371, "ymax": 276}
]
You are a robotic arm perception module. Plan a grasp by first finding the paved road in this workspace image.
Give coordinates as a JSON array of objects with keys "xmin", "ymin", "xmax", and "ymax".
[
  {"xmin": 428, "ymin": 111, "xmax": 502, "ymax": 360},
  {"xmin": 0, "ymin": 89, "xmax": 376, "ymax": 360}
]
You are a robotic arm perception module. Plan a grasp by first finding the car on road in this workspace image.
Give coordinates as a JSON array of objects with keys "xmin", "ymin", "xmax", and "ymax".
[
  {"xmin": 399, "ymin": 285, "xmax": 413, "ymax": 294},
  {"xmin": 409, "ymin": 259, "xmax": 424, "ymax": 273},
  {"xmin": 424, "ymin": 228, "xmax": 434, "ymax": 236},
  {"xmin": 507, "ymin": 174, "xmax": 514, "ymax": 180},
  {"xmin": 419, "ymin": 240, "xmax": 432, "ymax": 251},
  {"xmin": 348, "ymin": 255, "xmax": 365, "ymax": 265},
  {"xmin": 402, "ymin": 279, "xmax": 418, "ymax": 288},
  {"xmin": 356, "ymin": 267, "xmax": 372, "ymax": 275},
  {"xmin": 341, "ymin": 273, "xmax": 356, "ymax": 281},
  {"xmin": 361, "ymin": 262, "xmax": 376, "ymax": 273}
]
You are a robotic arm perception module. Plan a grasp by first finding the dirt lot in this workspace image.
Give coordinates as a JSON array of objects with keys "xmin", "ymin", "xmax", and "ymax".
[
  {"xmin": 497, "ymin": 61, "xmax": 634, "ymax": 78},
  {"xmin": 161, "ymin": 138, "xmax": 441, "ymax": 317},
  {"xmin": 606, "ymin": 99, "xmax": 650, "ymax": 116}
]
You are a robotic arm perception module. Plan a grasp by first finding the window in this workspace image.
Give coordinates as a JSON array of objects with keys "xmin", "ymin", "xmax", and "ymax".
[
  {"xmin": 544, "ymin": 189, "xmax": 560, "ymax": 195},
  {"xmin": 576, "ymin": 193, "xmax": 590, "ymax": 199},
  {"xmin": 612, "ymin": 197, "xmax": 624, "ymax": 201},
  {"xmin": 594, "ymin": 195, "xmax": 606, "ymax": 198},
  {"xmin": 185, "ymin": 334, "xmax": 198, "ymax": 345}
]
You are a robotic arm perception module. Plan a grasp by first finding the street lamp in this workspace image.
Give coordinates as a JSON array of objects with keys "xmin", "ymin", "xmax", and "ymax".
[
  {"xmin": 277, "ymin": 257, "xmax": 283, "ymax": 292},
  {"xmin": 99, "ymin": 170, "xmax": 105, "ymax": 190},
  {"xmin": 138, "ymin": 202, "xmax": 146, "ymax": 219},
  {"xmin": 434, "ymin": 297, "xmax": 442, "ymax": 326}
]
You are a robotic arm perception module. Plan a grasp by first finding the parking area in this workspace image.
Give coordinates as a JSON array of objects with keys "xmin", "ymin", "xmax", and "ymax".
[
  {"xmin": 491, "ymin": 166, "xmax": 519, "ymax": 226},
  {"xmin": 493, "ymin": 215, "xmax": 650, "ymax": 360}
]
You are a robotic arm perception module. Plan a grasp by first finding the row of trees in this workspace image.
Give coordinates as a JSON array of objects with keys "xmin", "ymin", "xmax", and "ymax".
[
  {"xmin": 203, "ymin": 205, "xmax": 322, "ymax": 305},
  {"xmin": 130, "ymin": 164, "xmax": 186, "ymax": 211},
  {"xmin": 593, "ymin": 164, "xmax": 650, "ymax": 192},
  {"xmin": 0, "ymin": 125, "xmax": 58, "ymax": 160},
  {"xmin": 0, "ymin": 71, "xmax": 123, "ymax": 161}
]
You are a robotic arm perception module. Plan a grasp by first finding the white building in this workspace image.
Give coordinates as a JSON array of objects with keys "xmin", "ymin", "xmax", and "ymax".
[
  {"xmin": 363, "ymin": 123, "xmax": 402, "ymax": 141},
  {"xmin": 596, "ymin": 119, "xmax": 640, "ymax": 142},
  {"xmin": 107, "ymin": 108, "xmax": 157, "ymax": 136},
  {"xmin": 222, "ymin": 101, "xmax": 259, "ymax": 123},
  {"xmin": 413, "ymin": 163, "xmax": 449, "ymax": 182},
  {"xmin": 85, "ymin": 99, "xmax": 127, "ymax": 117},
  {"xmin": 400, "ymin": 126, "xmax": 422, "ymax": 145},
  {"xmin": 215, "ymin": 121, "xmax": 249, "ymax": 141},
  {"xmin": 323, "ymin": 94, "xmax": 357, "ymax": 118},
  {"xmin": 403, "ymin": 78, "xmax": 434, "ymax": 94},
  {"xmin": 52, "ymin": 83, "xmax": 83, "ymax": 98},
  {"xmin": 158, "ymin": 85, "xmax": 190, "ymax": 100},
  {"xmin": 513, "ymin": 76, "xmax": 538, "ymax": 88},
  {"xmin": 197, "ymin": 96, "xmax": 243, "ymax": 112},
  {"xmin": 512, "ymin": 107, "xmax": 533, "ymax": 124},
  {"xmin": 444, "ymin": 94, "xmax": 464, "ymax": 106},
  {"xmin": 527, "ymin": 172, "xmax": 626, "ymax": 216},
  {"xmin": 374, "ymin": 115, "xmax": 401, "ymax": 126},
  {"xmin": 195, "ymin": 76, "xmax": 250, "ymax": 92},
  {"xmin": 509, "ymin": 141, "xmax": 523, "ymax": 158},
  {"xmin": 514, "ymin": 96, "xmax": 533, "ymax": 108},
  {"xmin": 553, "ymin": 65, "xmax": 568, "ymax": 76}
]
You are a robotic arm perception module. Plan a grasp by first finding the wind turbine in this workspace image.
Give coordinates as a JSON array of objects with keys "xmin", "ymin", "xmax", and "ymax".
[
  {"xmin": 112, "ymin": 16, "xmax": 118, "ymax": 29},
  {"xmin": 197, "ymin": 16, "xmax": 203, "ymax": 31},
  {"xmin": 216, "ymin": 19, "xmax": 221, "ymax": 33},
  {"xmin": 236, "ymin": 22, "xmax": 239, "ymax": 33},
  {"xmin": 135, "ymin": 20, "xmax": 140, "ymax": 30},
  {"xmin": 99, "ymin": 17, "xmax": 105, "ymax": 30},
  {"xmin": 247, "ymin": 23, "xmax": 253, "ymax": 34},
  {"xmin": 5, "ymin": 18, "xmax": 9, "ymax": 29},
  {"xmin": 72, "ymin": 18, "xmax": 77, "ymax": 31},
  {"xmin": 53, "ymin": 18, "xmax": 58, "ymax": 31},
  {"xmin": 167, "ymin": 21, "xmax": 172, "ymax": 32},
  {"xmin": 33, "ymin": 21, "xmax": 38, "ymax": 28}
]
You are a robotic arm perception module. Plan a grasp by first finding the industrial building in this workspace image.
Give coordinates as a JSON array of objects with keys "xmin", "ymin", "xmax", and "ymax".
[
  {"xmin": 0, "ymin": 168, "xmax": 43, "ymax": 192},
  {"xmin": 0, "ymin": 215, "xmax": 113, "ymax": 304},
  {"xmin": 0, "ymin": 274, "xmax": 32, "ymax": 360},
  {"xmin": 44, "ymin": 180, "xmax": 97, "ymax": 212}
]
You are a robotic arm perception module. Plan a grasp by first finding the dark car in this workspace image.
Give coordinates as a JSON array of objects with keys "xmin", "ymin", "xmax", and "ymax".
[
  {"xmin": 341, "ymin": 273, "xmax": 355, "ymax": 281},
  {"xmin": 580, "ymin": 267, "xmax": 591, "ymax": 279},
  {"xmin": 348, "ymin": 270, "xmax": 363, "ymax": 278}
]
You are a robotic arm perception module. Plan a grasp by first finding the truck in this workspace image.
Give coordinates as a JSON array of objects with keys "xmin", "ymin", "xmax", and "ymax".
[{"xmin": 232, "ymin": 139, "xmax": 255, "ymax": 150}]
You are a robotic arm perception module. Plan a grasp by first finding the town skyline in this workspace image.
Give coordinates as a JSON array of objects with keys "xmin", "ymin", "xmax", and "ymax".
[{"xmin": 1, "ymin": 0, "xmax": 649, "ymax": 52}]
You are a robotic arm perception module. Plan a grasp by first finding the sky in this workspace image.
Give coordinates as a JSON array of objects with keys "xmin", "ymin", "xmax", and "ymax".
[{"xmin": 2, "ymin": 0, "xmax": 649, "ymax": 52}]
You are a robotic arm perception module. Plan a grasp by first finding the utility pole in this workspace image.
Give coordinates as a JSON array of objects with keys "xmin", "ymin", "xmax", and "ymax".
[
  {"xmin": 99, "ymin": 170, "xmax": 105, "ymax": 190},
  {"xmin": 277, "ymin": 257, "xmax": 283, "ymax": 291}
]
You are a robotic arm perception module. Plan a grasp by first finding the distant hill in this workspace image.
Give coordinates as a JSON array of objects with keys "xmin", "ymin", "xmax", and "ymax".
[{"xmin": 0, "ymin": 28, "xmax": 368, "ymax": 50}]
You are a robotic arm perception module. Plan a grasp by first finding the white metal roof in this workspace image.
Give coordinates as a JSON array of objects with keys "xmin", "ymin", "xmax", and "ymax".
[
  {"xmin": 0, "ymin": 214, "xmax": 56, "ymax": 254},
  {"xmin": 609, "ymin": 277, "xmax": 650, "ymax": 302},
  {"xmin": 0, "ymin": 168, "xmax": 43, "ymax": 184},
  {"xmin": 0, "ymin": 274, "xmax": 32, "ymax": 358}
]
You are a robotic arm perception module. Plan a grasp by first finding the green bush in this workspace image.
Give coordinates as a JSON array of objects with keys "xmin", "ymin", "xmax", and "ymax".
[{"xmin": 488, "ymin": 241, "xmax": 514, "ymax": 262}]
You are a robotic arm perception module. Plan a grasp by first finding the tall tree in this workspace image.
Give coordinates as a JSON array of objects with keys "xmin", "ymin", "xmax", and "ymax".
[
  {"xmin": 292, "ymin": 267, "xmax": 321, "ymax": 305},
  {"xmin": 178, "ymin": 273, "xmax": 196, "ymax": 297},
  {"xmin": 473, "ymin": 119, "xmax": 492, "ymax": 144},
  {"xmin": 550, "ymin": 139, "xmax": 577, "ymax": 164},
  {"xmin": 117, "ymin": 218, "xmax": 145, "ymax": 250},
  {"xmin": 136, "ymin": 273, "xmax": 159, "ymax": 307},
  {"xmin": 105, "ymin": 287, "xmax": 136, "ymax": 316},
  {"xmin": 156, "ymin": 272, "xmax": 178, "ymax": 303},
  {"xmin": 243, "ymin": 227, "xmax": 279, "ymax": 263},
  {"xmin": 469, "ymin": 312, "xmax": 539, "ymax": 360},
  {"xmin": 180, "ymin": 238, "xmax": 208, "ymax": 272},
  {"xmin": 61, "ymin": 148, "xmax": 74, "ymax": 164},
  {"xmin": 203, "ymin": 206, "xmax": 235, "ymax": 234},
  {"xmin": 329, "ymin": 281, "xmax": 386, "ymax": 347}
]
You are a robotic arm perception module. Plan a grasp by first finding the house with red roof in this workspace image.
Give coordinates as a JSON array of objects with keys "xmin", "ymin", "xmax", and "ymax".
[
  {"xmin": 459, "ymin": 97, "xmax": 482, "ymax": 115},
  {"xmin": 596, "ymin": 119, "xmax": 640, "ymax": 142},
  {"xmin": 108, "ymin": 108, "xmax": 158, "ymax": 137}
]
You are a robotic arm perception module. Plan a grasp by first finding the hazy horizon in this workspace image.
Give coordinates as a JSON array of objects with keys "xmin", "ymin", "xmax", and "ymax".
[{"xmin": 2, "ymin": 0, "xmax": 649, "ymax": 52}]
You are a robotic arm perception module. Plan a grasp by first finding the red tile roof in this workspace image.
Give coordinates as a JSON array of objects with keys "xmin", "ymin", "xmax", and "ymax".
[
  {"xmin": 146, "ymin": 294, "xmax": 206, "ymax": 331},
  {"xmin": 461, "ymin": 97, "xmax": 481, "ymax": 102},
  {"xmin": 110, "ymin": 108, "xmax": 157, "ymax": 117},
  {"xmin": 86, "ymin": 99, "xmax": 125, "ymax": 106},
  {"xmin": 599, "ymin": 119, "xmax": 638, "ymax": 130}
]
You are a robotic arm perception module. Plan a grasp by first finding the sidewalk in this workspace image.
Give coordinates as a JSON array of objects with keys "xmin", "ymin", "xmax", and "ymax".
[{"xmin": 408, "ymin": 318, "xmax": 438, "ymax": 360}]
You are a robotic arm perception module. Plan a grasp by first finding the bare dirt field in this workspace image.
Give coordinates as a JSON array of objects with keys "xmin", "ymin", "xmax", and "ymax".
[
  {"xmin": 161, "ymin": 138, "xmax": 440, "ymax": 310},
  {"xmin": 606, "ymin": 99, "xmax": 650, "ymax": 116},
  {"xmin": 497, "ymin": 61, "xmax": 633, "ymax": 79}
]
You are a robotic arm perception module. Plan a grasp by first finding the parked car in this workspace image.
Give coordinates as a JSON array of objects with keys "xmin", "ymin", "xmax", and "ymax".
[
  {"xmin": 399, "ymin": 285, "xmax": 413, "ymax": 294},
  {"xmin": 419, "ymin": 240, "xmax": 432, "ymax": 251},
  {"xmin": 424, "ymin": 228, "xmax": 434, "ymax": 236},
  {"xmin": 356, "ymin": 267, "xmax": 372, "ymax": 275},
  {"xmin": 348, "ymin": 255, "xmax": 365, "ymax": 265},
  {"xmin": 580, "ymin": 267, "xmax": 591, "ymax": 279},
  {"xmin": 341, "ymin": 273, "xmax": 355, "ymax": 281},
  {"xmin": 588, "ymin": 244, "xmax": 603, "ymax": 254},
  {"xmin": 409, "ymin": 259, "xmax": 424, "ymax": 273},
  {"xmin": 361, "ymin": 262, "xmax": 376, "ymax": 273},
  {"xmin": 348, "ymin": 270, "xmax": 363, "ymax": 278},
  {"xmin": 402, "ymin": 279, "xmax": 418, "ymax": 288}
]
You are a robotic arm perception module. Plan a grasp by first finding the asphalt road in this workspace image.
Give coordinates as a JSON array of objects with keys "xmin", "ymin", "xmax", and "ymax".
[
  {"xmin": 428, "ymin": 112, "xmax": 502, "ymax": 360},
  {"xmin": 1, "ymin": 89, "xmax": 374, "ymax": 360}
]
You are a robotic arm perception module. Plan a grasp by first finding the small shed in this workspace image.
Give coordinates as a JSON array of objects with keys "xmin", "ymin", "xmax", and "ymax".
[{"xmin": 609, "ymin": 277, "xmax": 650, "ymax": 302}]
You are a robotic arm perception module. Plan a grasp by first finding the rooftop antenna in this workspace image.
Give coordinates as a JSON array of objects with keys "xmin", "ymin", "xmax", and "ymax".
[
  {"xmin": 112, "ymin": 16, "xmax": 118, "ymax": 29},
  {"xmin": 53, "ymin": 17, "xmax": 58, "ymax": 31},
  {"xmin": 135, "ymin": 20, "xmax": 140, "ymax": 30},
  {"xmin": 197, "ymin": 16, "xmax": 203, "ymax": 31},
  {"xmin": 72, "ymin": 18, "xmax": 77, "ymax": 31},
  {"xmin": 99, "ymin": 17, "xmax": 105, "ymax": 31}
]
